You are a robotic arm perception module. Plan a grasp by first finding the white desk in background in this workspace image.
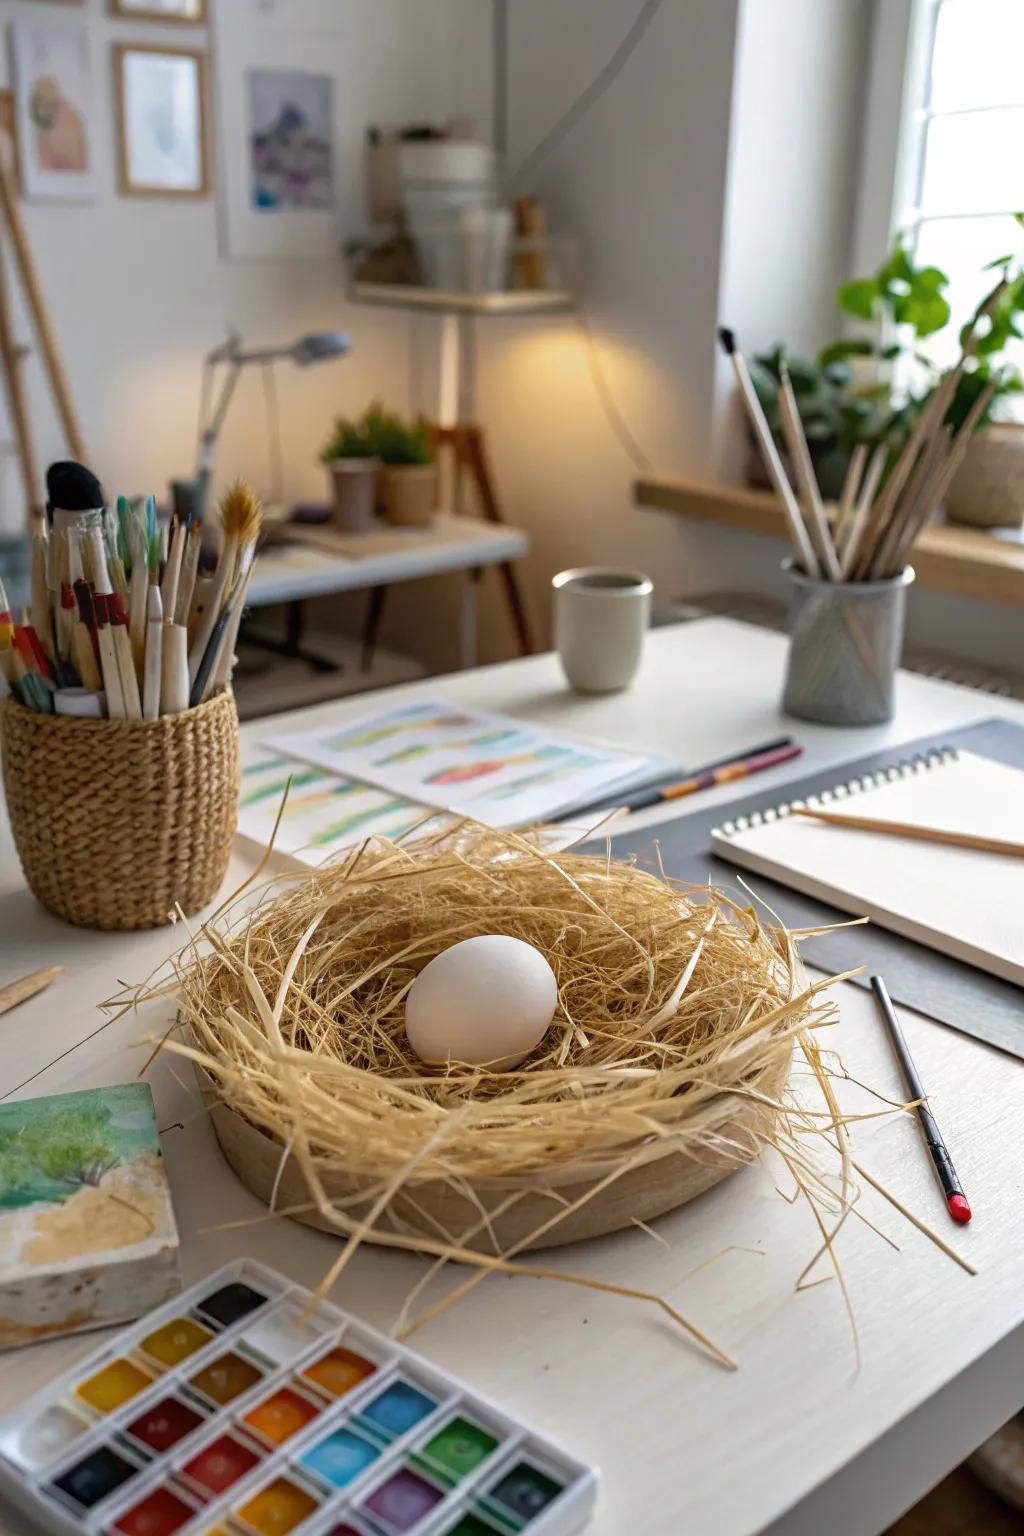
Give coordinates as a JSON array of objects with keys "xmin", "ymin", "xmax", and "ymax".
[
  {"xmin": 1, "ymin": 618, "xmax": 1022, "ymax": 1536},
  {"xmin": 247, "ymin": 514, "xmax": 530, "ymax": 672}
]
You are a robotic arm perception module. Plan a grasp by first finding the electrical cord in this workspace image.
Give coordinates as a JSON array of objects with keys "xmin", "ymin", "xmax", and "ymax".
[
  {"xmin": 577, "ymin": 306, "xmax": 655, "ymax": 475},
  {"xmin": 506, "ymin": 0, "xmax": 667, "ymax": 187},
  {"xmin": 498, "ymin": 0, "xmax": 663, "ymax": 473}
]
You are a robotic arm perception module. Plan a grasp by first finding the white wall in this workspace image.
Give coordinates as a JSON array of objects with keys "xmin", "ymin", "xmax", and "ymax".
[
  {"xmin": 0, "ymin": 0, "xmax": 476, "ymax": 533},
  {"xmin": 462, "ymin": 0, "xmax": 875, "ymax": 665},
  {"xmin": 713, "ymin": 0, "xmax": 870, "ymax": 477},
  {"xmin": 466, "ymin": 0, "xmax": 743, "ymax": 663}
]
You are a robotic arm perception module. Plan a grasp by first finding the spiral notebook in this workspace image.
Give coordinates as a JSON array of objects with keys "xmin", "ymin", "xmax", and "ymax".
[{"xmin": 710, "ymin": 747, "xmax": 1024, "ymax": 987}]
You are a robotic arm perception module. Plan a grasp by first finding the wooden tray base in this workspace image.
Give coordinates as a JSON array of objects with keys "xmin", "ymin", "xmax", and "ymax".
[{"xmin": 203, "ymin": 1043, "xmax": 792, "ymax": 1254}]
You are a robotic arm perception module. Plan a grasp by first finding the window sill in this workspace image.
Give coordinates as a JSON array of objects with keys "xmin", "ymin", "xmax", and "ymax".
[{"xmin": 635, "ymin": 476, "xmax": 1024, "ymax": 608}]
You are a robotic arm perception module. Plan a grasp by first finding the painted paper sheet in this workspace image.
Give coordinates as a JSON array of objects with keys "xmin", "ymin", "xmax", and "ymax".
[
  {"xmin": 263, "ymin": 700, "xmax": 662, "ymax": 827},
  {"xmin": 238, "ymin": 748, "xmax": 449, "ymax": 864}
]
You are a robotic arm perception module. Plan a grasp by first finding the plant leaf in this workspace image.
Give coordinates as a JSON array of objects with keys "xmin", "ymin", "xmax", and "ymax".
[{"xmin": 836, "ymin": 279, "xmax": 879, "ymax": 320}]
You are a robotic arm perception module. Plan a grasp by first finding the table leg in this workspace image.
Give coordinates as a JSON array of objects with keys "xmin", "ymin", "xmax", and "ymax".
[
  {"xmin": 461, "ymin": 568, "xmax": 482, "ymax": 670},
  {"xmin": 361, "ymin": 585, "xmax": 387, "ymax": 672},
  {"xmin": 241, "ymin": 599, "xmax": 340, "ymax": 674}
]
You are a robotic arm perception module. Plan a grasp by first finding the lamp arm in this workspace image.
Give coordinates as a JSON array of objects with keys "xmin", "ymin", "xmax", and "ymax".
[{"xmin": 196, "ymin": 356, "xmax": 243, "ymax": 477}]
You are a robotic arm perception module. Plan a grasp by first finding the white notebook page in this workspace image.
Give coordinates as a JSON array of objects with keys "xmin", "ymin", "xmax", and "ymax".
[{"xmin": 710, "ymin": 750, "xmax": 1024, "ymax": 985}]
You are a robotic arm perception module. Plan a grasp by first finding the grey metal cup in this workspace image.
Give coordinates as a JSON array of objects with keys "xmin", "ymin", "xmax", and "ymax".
[{"xmin": 782, "ymin": 561, "xmax": 914, "ymax": 726}]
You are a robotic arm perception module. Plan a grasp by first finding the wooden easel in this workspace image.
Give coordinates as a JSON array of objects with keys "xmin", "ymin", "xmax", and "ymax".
[
  {"xmin": 431, "ymin": 421, "xmax": 534, "ymax": 656},
  {"xmin": 0, "ymin": 105, "xmax": 87, "ymax": 531}
]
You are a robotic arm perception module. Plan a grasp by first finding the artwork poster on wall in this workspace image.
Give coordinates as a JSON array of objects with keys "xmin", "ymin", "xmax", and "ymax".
[
  {"xmin": 10, "ymin": 20, "xmax": 96, "ymax": 202},
  {"xmin": 212, "ymin": 1, "xmax": 343, "ymax": 259},
  {"xmin": 248, "ymin": 68, "xmax": 334, "ymax": 213}
]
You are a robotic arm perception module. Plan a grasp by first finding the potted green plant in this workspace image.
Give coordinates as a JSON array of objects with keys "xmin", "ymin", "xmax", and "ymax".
[
  {"xmin": 320, "ymin": 417, "xmax": 379, "ymax": 532},
  {"xmin": 751, "ymin": 229, "xmax": 1024, "ymax": 528},
  {"xmin": 835, "ymin": 233, "xmax": 1024, "ymax": 528},
  {"xmin": 942, "ymin": 251, "xmax": 1024, "ymax": 528},
  {"xmin": 362, "ymin": 403, "xmax": 437, "ymax": 527}
]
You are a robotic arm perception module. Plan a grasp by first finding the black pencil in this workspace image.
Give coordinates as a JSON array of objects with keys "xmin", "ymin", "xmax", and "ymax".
[{"xmin": 869, "ymin": 974, "xmax": 971, "ymax": 1225}]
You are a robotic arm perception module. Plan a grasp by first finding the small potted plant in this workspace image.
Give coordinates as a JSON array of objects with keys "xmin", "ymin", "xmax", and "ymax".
[
  {"xmin": 942, "ymin": 258, "xmax": 1024, "ymax": 529},
  {"xmin": 319, "ymin": 417, "xmax": 379, "ymax": 532},
  {"xmin": 362, "ymin": 403, "xmax": 437, "ymax": 527}
]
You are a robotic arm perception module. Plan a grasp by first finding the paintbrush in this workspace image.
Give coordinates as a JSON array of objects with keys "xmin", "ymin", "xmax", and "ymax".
[
  {"xmin": 832, "ymin": 443, "xmax": 868, "ymax": 563},
  {"xmin": 92, "ymin": 593, "xmax": 125, "ymax": 719},
  {"xmin": 142, "ymin": 585, "xmax": 163, "ymax": 720},
  {"xmin": 161, "ymin": 621, "xmax": 189, "ymax": 715},
  {"xmin": 717, "ymin": 328, "xmax": 820, "ymax": 576},
  {"xmin": 209, "ymin": 562, "xmax": 255, "ymax": 696},
  {"xmin": 109, "ymin": 592, "xmax": 142, "ymax": 719},
  {"xmin": 188, "ymin": 480, "xmax": 262, "ymax": 687},
  {"xmin": 175, "ymin": 521, "xmax": 201, "ymax": 627},
  {"xmin": 30, "ymin": 528, "xmax": 52, "ymax": 663},
  {"xmin": 72, "ymin": 618, "xmax": 101, "ymax": 691},
  {"xmin": 851, "ymin": 363, "xmax": 965, "ymax": 579},
  {"xmin": 161, "ymin": 516, "xmax": 185, "ymax": 624},
  {"xmin": 777, "ymin": 362, "xmax": 842, "ymax": 579},
  {"xmin": 838, "ymin": 444, "xmax": 887, "ymax": 578},
  {"xmin": 127, "ymin": 509, "xmax": 149, "ymax": 680},
  {"xmin": 45, "ymin": 461, "xmax": 104, "ymax": 532},
  {"xmin": 879, "ymin": 374, "xmax": 1002, "ymax": 580}
]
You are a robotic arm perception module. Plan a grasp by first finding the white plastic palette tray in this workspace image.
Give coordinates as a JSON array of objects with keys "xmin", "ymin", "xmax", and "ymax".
[{"xmin": 0, "ymin": 1259, "xmax": 597, "ymax": 1536}]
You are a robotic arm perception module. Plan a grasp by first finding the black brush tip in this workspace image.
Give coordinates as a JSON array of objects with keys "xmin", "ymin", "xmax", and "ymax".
[
  {"xmin": 46, "ymin": 460, "xmax": 104, "ymax": 514},
  {"xmin": 717, "ymin": 326, "xmax": 736, "ymax": 356}
]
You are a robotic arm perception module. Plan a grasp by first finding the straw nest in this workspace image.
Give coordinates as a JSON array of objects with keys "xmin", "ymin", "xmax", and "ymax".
[{"xmin": 150, "ymin": 823, "xmax": 841, "ymax": 1307}]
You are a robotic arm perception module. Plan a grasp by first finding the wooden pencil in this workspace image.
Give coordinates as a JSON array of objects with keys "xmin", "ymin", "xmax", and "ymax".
[
  {"xmin": 850, "ymin": 362, "xmax": 964, "ymax": 579},
  {"xmin": 795, "ymin": 804, "xmax": 1024, "ymax": 859},
  {"xmin": 777, "ymin": 363, "xmax": 842, "ymax": 579},
  {"xmin": 880, "ymin": 374, "xmax": 1002, "ymax": 579},
  {"xmin": 832, "ymin": 442, "xmax": 868, "ymax": 562}
]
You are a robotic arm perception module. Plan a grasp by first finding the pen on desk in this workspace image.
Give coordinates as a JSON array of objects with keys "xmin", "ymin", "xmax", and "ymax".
[
  {"xmin": 870, "ymin": 974, "xmax": 971, "ymax": 1225},
  {"xmin": 557, "ymin": 736, "xmax": 797, "ymax": 821}
]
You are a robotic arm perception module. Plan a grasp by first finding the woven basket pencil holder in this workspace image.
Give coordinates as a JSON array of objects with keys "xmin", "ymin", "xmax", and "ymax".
[{"xmin": 1, "ymin": 689, "xmax": 239, "ymax": 931}]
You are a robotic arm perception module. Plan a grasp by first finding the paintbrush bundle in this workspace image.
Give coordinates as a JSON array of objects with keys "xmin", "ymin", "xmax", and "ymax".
[
  {"xmin": 720, "ymin": 275, "xmax": 1008, "ymax": 586},
  {"xmin": 1, "ymin": 471, "xmax": 262, "ymax": 720}
]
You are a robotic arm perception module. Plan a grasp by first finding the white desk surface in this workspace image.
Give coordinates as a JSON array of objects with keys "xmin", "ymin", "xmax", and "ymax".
[
  {"xmin": 1, "ymin": 618, "xmax": 1022, "ymax": 1536},
  {"xmin": 248, "ymin": 514, "xmax": 529, "ymax": 607}
]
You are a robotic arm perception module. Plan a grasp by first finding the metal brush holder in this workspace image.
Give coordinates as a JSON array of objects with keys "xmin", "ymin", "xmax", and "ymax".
[{"xmin": 781, "ymin": 561, "xmax": 914, "ymax": 726}]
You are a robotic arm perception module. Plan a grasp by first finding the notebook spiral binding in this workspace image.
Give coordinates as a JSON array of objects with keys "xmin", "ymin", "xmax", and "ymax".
[{"xmin": 714, "ymin": 746, "xmax": 960, "ymax": 838}]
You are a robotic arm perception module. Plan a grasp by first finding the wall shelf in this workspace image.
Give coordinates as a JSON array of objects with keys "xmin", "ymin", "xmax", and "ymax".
[
  {"xmin": 350, "ymin": 282, "xmax": 574, "ymax": 315},
  {"xmin": 635, "ymin": 475, "xmax": 1024, "ymax": 608}
]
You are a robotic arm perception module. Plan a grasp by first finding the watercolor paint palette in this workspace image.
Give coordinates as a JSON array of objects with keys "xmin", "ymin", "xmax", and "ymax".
[{"xmin": 0, "ymin": 1260, "xmax": 597, "ymax": 1536}]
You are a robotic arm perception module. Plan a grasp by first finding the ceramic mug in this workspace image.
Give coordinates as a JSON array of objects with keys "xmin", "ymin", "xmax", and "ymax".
[{"xmin": 552, "ymin": 567, "xmax": 653, "ymax": 693}]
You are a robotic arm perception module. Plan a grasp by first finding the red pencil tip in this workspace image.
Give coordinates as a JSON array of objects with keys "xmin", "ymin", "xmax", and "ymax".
[{"xmin": 948, "ymin": 1193, "xmax": 972, "ymax": 1224}]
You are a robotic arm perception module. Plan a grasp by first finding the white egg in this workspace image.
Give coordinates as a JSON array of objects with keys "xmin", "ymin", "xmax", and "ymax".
[{"xmin": 405, "ymin": 935, "xmax": 558, "ymax": 1069}]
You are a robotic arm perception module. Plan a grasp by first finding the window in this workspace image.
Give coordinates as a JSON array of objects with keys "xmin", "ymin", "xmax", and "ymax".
[{"xmin": 900, "ymin": 0, "xmax": 1024, "ymax": 373}]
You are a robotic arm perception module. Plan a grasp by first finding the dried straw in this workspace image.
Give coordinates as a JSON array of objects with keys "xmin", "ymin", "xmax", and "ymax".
[{"xmin": 121, "ymin": 822, "xmax": 963, "ymax": 1361}]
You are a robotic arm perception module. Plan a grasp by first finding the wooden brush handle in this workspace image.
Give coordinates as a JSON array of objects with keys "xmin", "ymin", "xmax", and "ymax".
[{"xmin": 0, "ymin": 965, "xmax": 63, "ymax": 1016}]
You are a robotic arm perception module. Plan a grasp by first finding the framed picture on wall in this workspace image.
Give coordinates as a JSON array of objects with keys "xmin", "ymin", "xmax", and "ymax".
[
  {"xmin": 109, "ymin": 0, "xmax": 206, "ymax": 21},
  {"xmin": 113, "ymin": 43, "xmax": 209, "ymax": 197},
  {"xmin": 10, "ymin": 21, "xmax": 96, "ymax": 201},
  {"xmin": 212, "ymin": 2, "xmax": 343, "ymax": 259}
]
